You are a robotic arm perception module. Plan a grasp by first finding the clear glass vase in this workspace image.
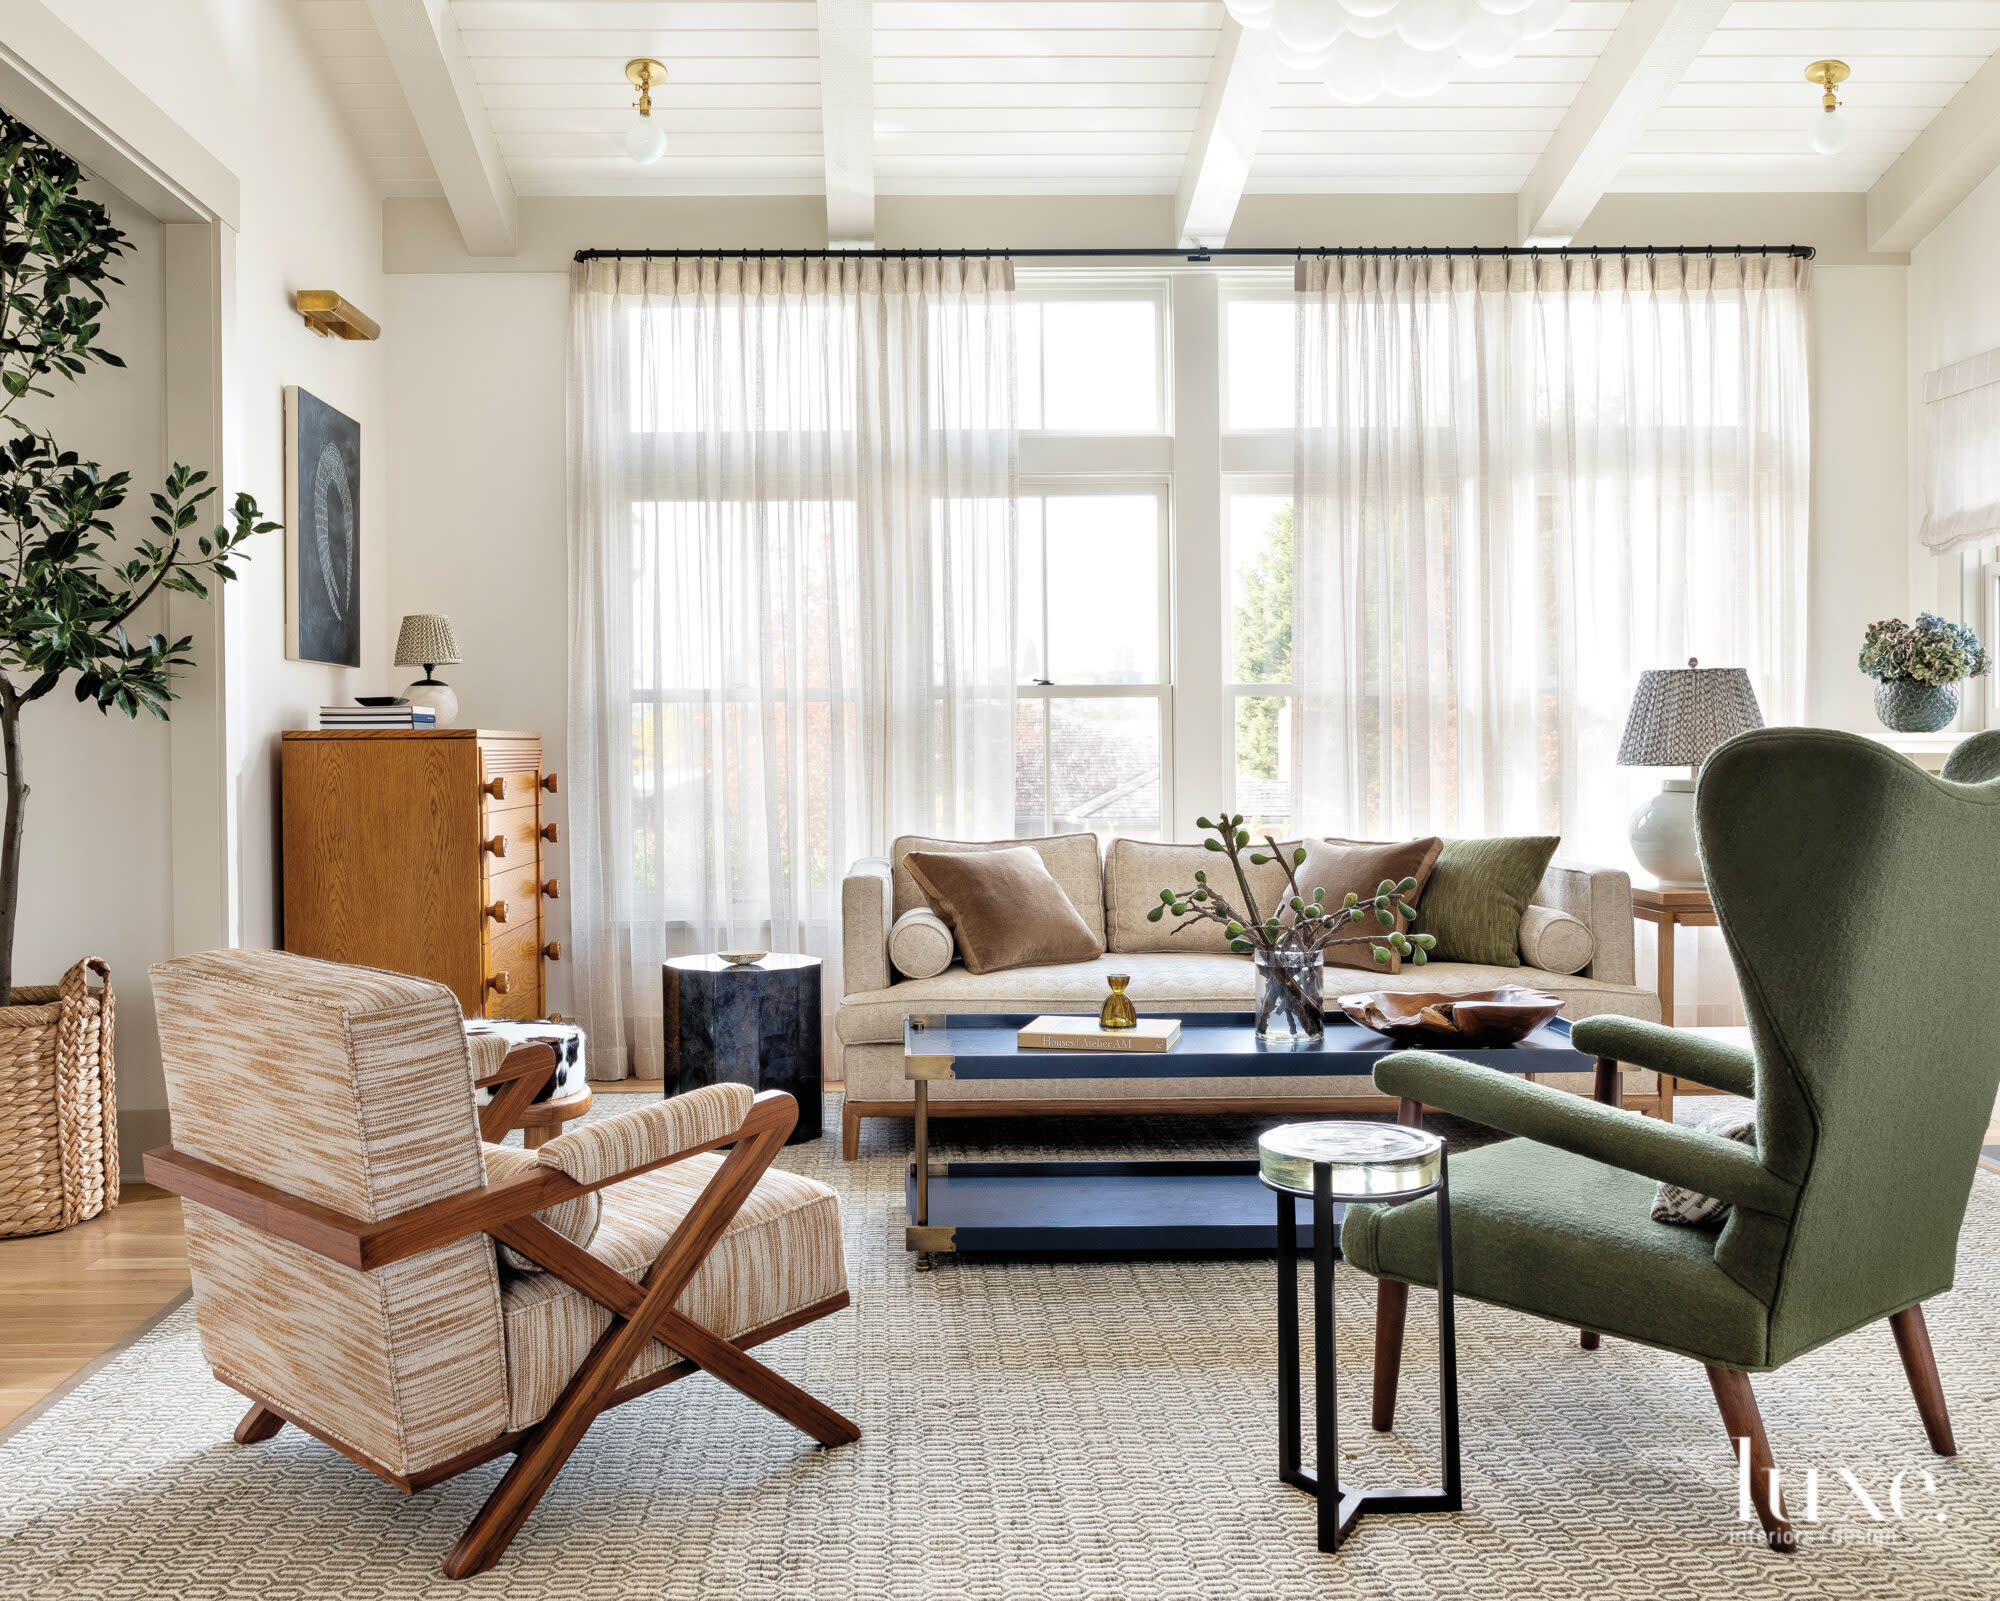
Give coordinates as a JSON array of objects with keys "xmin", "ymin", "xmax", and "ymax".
[{"xmin": 1254, "ymin": 947, "xmax": 1325, "ymax": 1044}]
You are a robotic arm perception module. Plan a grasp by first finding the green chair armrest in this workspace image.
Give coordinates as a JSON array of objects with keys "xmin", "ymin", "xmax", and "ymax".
[
  {"xmin": 1568, "ymin": 1016, "xmax": 1756, "ymax": 1097},
  {"xmin": 1374, "ymin": 1051, "xmax": 1795, "ymax": 1217}
]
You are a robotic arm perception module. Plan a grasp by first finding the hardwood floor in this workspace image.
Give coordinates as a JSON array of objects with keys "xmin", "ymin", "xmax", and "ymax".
[{"xmin": 0, "ymin": 1184, "xmax": 191, "ymax": 1431}]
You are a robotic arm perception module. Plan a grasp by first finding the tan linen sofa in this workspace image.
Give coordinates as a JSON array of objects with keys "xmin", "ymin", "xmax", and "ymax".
[{"xmin": 836, "ymin": 833, "xmax": 1662, "ymax": 1158}]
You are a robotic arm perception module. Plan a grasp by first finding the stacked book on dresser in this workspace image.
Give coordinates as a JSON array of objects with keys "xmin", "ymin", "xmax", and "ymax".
[{"xmin": 317, "ymin": 703, "xmax": 437, "ymax": 730}]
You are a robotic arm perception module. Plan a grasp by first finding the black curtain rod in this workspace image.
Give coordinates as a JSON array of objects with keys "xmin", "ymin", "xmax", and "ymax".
[{"xmin": 575, "ymin": 243, "xmax": 1815, "ymax": 263}]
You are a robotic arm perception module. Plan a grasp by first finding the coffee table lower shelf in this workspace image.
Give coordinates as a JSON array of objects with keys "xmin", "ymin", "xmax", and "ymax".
[{"xmin": 904, "ymin": 1159, "xmax": 1323, "ymax": 1257}]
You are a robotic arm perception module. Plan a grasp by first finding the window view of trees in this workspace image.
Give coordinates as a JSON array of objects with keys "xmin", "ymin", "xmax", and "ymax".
[{"xmin": 1233, "ymin": 500, "xmax": 1292, "ymax": 781}]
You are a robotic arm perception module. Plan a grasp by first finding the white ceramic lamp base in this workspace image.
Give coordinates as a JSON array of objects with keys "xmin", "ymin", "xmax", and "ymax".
[
  {"xmin": 1628, "ymin": 777, "xmax": 1702, "ymax": 887},
  {"xmin": 405, "ymin": 678, "xmax": 459, "ymax": 728}
]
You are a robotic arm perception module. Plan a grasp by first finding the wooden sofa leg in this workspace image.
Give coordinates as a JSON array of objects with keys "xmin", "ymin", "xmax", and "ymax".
[
  {"xmin": 842, "ymin": 1102, "xmax": 861, "ymax": 1161},
  {"xmin": 233, "ymin": 1401, "xmax": 286, "ymax": 1444},
  {"xmin": 1371, "ymin": 1281, "xmax": 1408, "ymax": 1431},
  {"xmin": 1580, "ymin": 1331, "xmax": 1600, "ymax": 1350},
  {"xmin": 1889, "ymin": 1304, "xmax": 1957, "ymax": 1456},
  {"xmin": 1707, "ymin": 1366, "xmax": 1793, "ymax": 1551}
]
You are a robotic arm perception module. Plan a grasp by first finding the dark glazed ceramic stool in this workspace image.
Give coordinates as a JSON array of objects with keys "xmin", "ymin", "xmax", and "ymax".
[{"xmin": 664, "ymin": 954, "xmax": 822, "ymax": 1143}]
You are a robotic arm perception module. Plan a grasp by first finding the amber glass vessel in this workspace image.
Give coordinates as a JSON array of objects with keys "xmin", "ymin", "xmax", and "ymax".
[{"xmin": 1099, "ymin": 973, "xmax": 1138, "ymax": 1030}]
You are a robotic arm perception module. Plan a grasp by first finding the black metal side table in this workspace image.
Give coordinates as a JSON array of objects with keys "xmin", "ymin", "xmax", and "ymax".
[
  {"xmin": 664, "ymin": 954, "xmax": 822, "ymax": 1143},
  {"xmin": 1258, "ymin": 1121, "xmax": 1461, "ymax": 1552}
]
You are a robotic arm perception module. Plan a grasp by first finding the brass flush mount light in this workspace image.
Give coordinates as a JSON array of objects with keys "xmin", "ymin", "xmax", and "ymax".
[
  {"xmin": 1805, "ymin": 59, "xmax": 1851, "ymax": 156},
  {"xmin": 626, "ymin": 58, "xmax": 668, "ymax": 165}
]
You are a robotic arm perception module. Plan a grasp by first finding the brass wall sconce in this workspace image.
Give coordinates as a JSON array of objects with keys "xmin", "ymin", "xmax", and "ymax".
[{"xmin": 295, "ymin": 290, "xmax": 381, "ymax": 341}]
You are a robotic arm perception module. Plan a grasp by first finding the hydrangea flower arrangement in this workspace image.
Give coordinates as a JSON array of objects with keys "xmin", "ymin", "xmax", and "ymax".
[{"xmin": 1858, "ymin": 613, "xmax": 1991, "ymax": 687}]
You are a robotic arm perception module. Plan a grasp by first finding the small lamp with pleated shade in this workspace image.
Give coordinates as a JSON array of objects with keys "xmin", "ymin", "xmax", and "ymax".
[
  {"xmin": 395, "ymin": 614, "xmax": 462, "ymax": 728},
  {"xmin": 1615, "ymin": 659, "xmax": 1763, "ymax": 887}
]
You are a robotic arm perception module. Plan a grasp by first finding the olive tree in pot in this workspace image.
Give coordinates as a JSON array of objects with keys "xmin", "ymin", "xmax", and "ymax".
[{"xmin": 0, "ymin": 113, "xmax": 276, "ymax": 1235}]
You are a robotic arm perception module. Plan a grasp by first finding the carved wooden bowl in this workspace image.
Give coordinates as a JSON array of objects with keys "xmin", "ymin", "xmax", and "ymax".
[{"xmin": 1336, "ymin": 986, "xmax": 1564, "ymax": 1048}]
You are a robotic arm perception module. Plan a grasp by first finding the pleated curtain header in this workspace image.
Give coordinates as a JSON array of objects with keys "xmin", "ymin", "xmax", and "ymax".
[{"xmin": 576, "ymin": 254, "xmax": 1015, "ymax": 300}]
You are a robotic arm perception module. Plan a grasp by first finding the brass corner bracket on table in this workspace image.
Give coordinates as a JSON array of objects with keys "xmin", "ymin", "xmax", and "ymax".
[
  {"xmin": 905, "ymin": 1225, "xmax": 956, "ymax": 1253},
  {"xmin": 295, "ymin": 290, "xmax": 381, "ymax": 341},
  {"xmin": 904, "ymin": 1053, "xmax": 956, "ymax": 1081}
]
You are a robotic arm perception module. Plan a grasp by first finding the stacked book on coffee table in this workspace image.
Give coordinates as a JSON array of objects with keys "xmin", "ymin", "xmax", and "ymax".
[{"xmin": 316, "ymin": 704, "xmax": 437, "ymax": 730}]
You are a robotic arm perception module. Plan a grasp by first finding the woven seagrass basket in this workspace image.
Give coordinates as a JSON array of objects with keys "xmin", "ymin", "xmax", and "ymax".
[{"xmin": 0, "ymin": 958, "xmax": 117, "ymax": 1236}]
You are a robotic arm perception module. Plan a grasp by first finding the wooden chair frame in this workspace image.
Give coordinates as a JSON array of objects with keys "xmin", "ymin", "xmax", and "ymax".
[{"xmin": 145, "ymin": 1058, "xmax": 859, "ymax": 1579}]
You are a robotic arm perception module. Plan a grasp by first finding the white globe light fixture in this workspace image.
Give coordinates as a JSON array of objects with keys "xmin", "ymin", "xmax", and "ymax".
[
  {"xmin": 625, "ymin": 58, "xmax": 668, "ymax": 165},
  {"xmin": 1229, "ymin": 0, "xmax": 1564, "ymax": 104},
  {"xmin": 1805, "ymin": 59, "xmax": 1852, "ymax": 156}
]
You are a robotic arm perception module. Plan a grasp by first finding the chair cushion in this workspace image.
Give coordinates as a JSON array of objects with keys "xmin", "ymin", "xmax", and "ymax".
[
  {"xmin": 1411, "ymin": 836, "xmax": 1561, "ymax": 967},
  {"xmin": 1104, "ymin": 839, "xmax": 1299, "ymax": 955},
  {"xmin": 498, "ymin": 1155, "xmax": 847, "ymax": 1430},
  {"xmin": 481, "ymin": 1141, "xmax": 602, "ymax": 1273},
  {"xmin": 1341, "ymin": 1136, "xmax": 1771, "ymax": 1369},
  {"xmin": 892, "ymin": 832, "xmax": 1106, "ymax": 946},
  {"xmin": 1518, "ymin": 904, "xmax": 1595, "ymax": 975},
  {"xmin": 1300, "ymin": 836, "xmax": 1445, "ymax": 972},
  {"xmin": 835, "ymin": 951, "xmax": 1659, "ymax": 1047}
]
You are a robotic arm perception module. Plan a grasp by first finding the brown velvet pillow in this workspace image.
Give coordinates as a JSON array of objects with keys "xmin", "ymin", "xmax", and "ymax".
[
  {"xmin": 1297, "ymin": 836, "xmax": 1445, "ymax": 972},
  {"xmin": 902, "ymin": 846, "xmax": 1103, "ymax": 975}
]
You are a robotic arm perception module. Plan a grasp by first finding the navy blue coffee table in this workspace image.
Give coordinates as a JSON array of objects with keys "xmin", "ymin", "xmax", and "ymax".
[{"xmin": 900, "ymin": 1011, "xmax": 1621, "ymax": 1264}]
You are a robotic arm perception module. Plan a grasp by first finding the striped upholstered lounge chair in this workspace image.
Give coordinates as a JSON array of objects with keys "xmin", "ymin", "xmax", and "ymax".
[{"xmin": 143, "ymin": 948, "xmax": 857, "ymax": 1578}]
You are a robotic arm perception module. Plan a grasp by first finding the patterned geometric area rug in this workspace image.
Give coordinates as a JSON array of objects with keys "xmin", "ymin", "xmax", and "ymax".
[{"xmin": 3, "ymin": 1093, "xmax": 1998, "ymax": 1599}]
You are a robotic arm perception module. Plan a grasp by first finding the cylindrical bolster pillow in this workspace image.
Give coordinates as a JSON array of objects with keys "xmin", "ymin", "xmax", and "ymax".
[
  {"xmin": 1518, "ymin": 903, "xmax": 1595, "ymax": 975},
  {"xmin": 534, "ymin": 1082, "xmax": 754, "ymax": 1185},
  {"xmin": 483, "ymin": 1141, "xmax": 601, "ymax": 1272},
  {"xmin": 888, "ymin": 907, "xmax": 956, "ymax": 979}
]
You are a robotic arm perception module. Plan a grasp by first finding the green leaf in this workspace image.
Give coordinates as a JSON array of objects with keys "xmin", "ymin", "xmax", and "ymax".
[
  {"xmin": 1229, "ymin": 939, "xmax": 1252, "ymax": 954},
  {"xmin": 1203, "ymin": 839, "xmax": 1223, "ymax": 852},
  {"xmin": 1412, "ymin": 949, "xmax": 1427, "ymax": 966},
  {"xmin": 1293, "ymin": 847, "xmax": 1306, "ymax": 866},
  {"xmin": 1146, "ymin": 906, "xmax": 1164, "ymax": 923},
  {"xmin": 1248, "ymin": 852, "xmax": 1268, "ymax": 864},
  {"xmin": 1376, "ymin": 908, "xmax": 1393, "ymax": 926},
  {"xmin": 1414, "ymin": 934, "xmax": 1436, "ymax": 951},
  {"xmin": 1373, "ymin": 946, "xmax": 1391, "ymax": 965},
  {"xmin": 1225, "ymin": 922, "xmax": 1244, "ymax": 937},
  {"xmin": 1160, "ymin": 888, "xmax": 1176, "ymax": 902},
  {"xmin": 1192, "ymin": 869, "xmax": 1206, "ymax": 883},
  {"xmin": 1397, "ymin": 876, "xmax": 1418, "ymax": 894},
  {"xmin": 1235, "ymin": 830, "xmax": 1250, "ymax": 847},
  {"xmin": 1195, "ymin": 815, "xmax": 1213, "ymax": 830}
]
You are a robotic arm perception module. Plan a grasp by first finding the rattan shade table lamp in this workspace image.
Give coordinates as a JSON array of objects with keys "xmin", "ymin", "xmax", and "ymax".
[
  {"xmin": 1615, "ymin": 659, "xmax": 1763, "ymax": 887},
  {"xmin": 395, "ymin": 613, "xmax": 462, "ymax": 728},
  {"xmin": 1258, "ymin": 1120, "xmax": 1458, "ymax": 1553}
]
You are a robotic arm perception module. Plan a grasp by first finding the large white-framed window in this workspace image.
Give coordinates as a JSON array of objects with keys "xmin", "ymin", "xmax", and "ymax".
[{"xmin": 1014, "ymin": 273, "xmax": 1178, "ymax": 841}]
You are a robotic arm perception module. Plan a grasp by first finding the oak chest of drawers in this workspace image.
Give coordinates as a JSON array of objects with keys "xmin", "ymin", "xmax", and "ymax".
[{"xmin": 281, "ymin": 729, "xmax": 560, "ymax": 1020}]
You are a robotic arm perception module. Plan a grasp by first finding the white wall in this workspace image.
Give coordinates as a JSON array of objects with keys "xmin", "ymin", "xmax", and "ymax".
[
  {"xmin": 383, "ymin": 271, "xmax": 572, "ymax": 1013},
  {"xmin": 9, "ymin": 183, "xmax": 172, "ymax": 1103},
  {"xmin": 11, "ymin": 1, "xmax": 389, "ymax": 1163},
  {"xmin": 1908, "ymin": 161, "xmax": 2000, "ymax": 719}
]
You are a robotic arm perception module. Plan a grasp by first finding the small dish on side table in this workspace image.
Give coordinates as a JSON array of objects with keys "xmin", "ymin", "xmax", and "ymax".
[
  {"xmin": 1337, "ymin": 986, "xmax": 1563, "ymax": 1048},
  {"xmin": 718, "ymin": 949, "xmax": 768, "ymax": 967}
]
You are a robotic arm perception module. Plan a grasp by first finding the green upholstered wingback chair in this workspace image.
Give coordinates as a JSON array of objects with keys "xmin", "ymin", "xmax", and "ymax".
[{"xmin": 1342, "ymin": 727, "xmax": 2000, "ymax": 1550}]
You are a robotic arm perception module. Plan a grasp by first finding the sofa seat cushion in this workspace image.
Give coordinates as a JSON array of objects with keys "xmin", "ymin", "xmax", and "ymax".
[
  {"xmin": 498, "ymin": 1154, "xmax": 846, "ymax": 1431},
  {"xmin": 1341, "ymin": 1136, "xmax": 1769, "ymax": 1369},
  {"xmin": 835, "ymin": 952, "xmax": 1659, "ymax": 1047}
]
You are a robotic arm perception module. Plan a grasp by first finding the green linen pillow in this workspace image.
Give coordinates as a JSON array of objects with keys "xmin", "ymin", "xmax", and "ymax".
[{"xmin": 1410, "ymin": 836, "xmax": 1560, "ymax": 967}]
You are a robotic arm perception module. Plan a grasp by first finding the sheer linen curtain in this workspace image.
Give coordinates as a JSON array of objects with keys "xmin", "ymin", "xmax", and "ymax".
[
  {"xmin": 1293, "ymin": 253, "xmax": 1810, "ymax": 1021},
  {"xmin": 569, "ymin": 255, "xmax": 1017, "ymax": 1079}
]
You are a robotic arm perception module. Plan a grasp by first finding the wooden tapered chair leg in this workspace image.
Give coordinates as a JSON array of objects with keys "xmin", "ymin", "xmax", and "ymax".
[
  {"xmin": 1580, "ymin": 1331, "xmax": 1600, "ymax": 1350},
  {"xmin": 233, "ymin": 1401, "xmax": 286, "ymax": 1444},
  {"xmin": 1707, "ymin": 1366, "xmax": 1793, "ymax": 1552},
  {"xmin": 1371, "ymin": 1280, "xmax": 1409, "ymax": 1431},
  {"xmin": 1889, "ymin": 1304, "xmax": 1957, "ymax": 1456}
]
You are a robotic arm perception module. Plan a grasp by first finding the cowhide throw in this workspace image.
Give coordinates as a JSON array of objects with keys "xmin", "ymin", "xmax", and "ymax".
[{"xmin": 465, "ymin": 1018, "xmax": 587, "ymax": 1107}]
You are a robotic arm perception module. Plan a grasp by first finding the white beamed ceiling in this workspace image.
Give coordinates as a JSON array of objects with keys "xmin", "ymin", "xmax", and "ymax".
[{"xmin": 297, "ymin": 0, "xmax": 2000, "ymax": 202}]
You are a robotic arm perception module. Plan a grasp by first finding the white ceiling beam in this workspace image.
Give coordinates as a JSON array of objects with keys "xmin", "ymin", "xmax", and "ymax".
[
  {"xmin": 1516, "ymin": 0, "xmax": 1731, "ymax": 245},
  {"xmin": 1173, "ymin": 19, "xmax": 1278, "ymax": 249},
  {"xmin": 364, "ymin": 0, "xmax": 516, "ymax": 256},
  {"xmin": 1867, "ymin": 47, "xmax": 2000, "ymax": 254},
  {"xmin": 817, "ymin": 0, "xmax": 875, "ymax": 244}
]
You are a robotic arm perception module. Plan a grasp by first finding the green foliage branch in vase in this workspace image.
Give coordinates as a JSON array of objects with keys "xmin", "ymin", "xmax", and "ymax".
[
  {"xmin": 1151, "ymin": 813, "xmax": 1431, "ymax": 1040},
  {"xmin": 0, "ymin": 112, "xmax": 278, "ymax": 1003}
]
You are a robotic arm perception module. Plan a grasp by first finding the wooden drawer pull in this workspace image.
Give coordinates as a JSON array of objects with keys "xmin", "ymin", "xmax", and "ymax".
[
  {"xmin": 484, "ymin": 899, "xmax": 509, "ymax": 924},
  {"xmin": 541, "ymin": 877, "xmax": 561, "ymax": 900},
  {"xmin": 540, "ymin": 822, "xmax": 559, "ymax": 843},
  {"xmin": 483, "ymin": 776, "xmax": 507, "ymax": 800},
  {"xmin": 487, "ymin": 971, "xmax": 511, "ymax": 996},
  {"xmin": 542, "ymin": 940, "xmax": 562, "ymax": 961},
  {"xmin": 483, "ymin": 834, "xmax": 507, "ymax": 857},
  {"xmin": 541, "ymin": 772, "xmax": 559, "ymax": 794}
]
